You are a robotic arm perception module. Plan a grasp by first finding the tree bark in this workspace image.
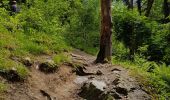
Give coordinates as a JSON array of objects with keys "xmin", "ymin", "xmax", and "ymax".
[
  {"xmin": 137, "ymin": 0, "xmax": 142, "ymax": 15},
  {"xmin": 96, "ymin": 0, "xmax": 112, "ymax": 63},
  {"xmin": 130, "ymin": 0, "xmax": 133, "ymax": 9},
  {"xmin": 145, "ymin": 0, "xmax": 154, "ymax": 17},
  {"xmin": 163, "ymin": 0, "xmax": 169, "ymax": 19}
]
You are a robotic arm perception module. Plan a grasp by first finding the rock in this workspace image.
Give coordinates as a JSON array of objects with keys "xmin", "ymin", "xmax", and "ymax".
[
  {"xmin": 112, "ymin": 78, "xmax": 120, "ymax": 86},
  {"xmin": 88, "ymin": 76, "xmax": 95, "ymax": 79},
  {"xmin": 74, "ymin": 76, "xmax": 88, "ymax": 84},
  {"xmin": 40, "ymin": 90, "xmax": 53, "ymax": 100},
  {"xmin": 39, "ymin": 60, "xmax": 58, "ymax": 73},
  {"xmin": 79, "ymin": 80, "xmax": 110, "ymax": 100},
  {"xmin": 0, "ymin": 68, "xmax": 22, "ymax": 82},
  {"xmin": 90, "ymin": 80, "xmax": 106, "ymax": 91},
  {"xmin": 7, "ymin": 68, "xmax": 22, "ymax": 82},
  {"xmin": 111, "ymin": 68, "xmax": 121, "ymax": 74},
  {"xmin": 22, "ymin": 57, "xmax": 33, "ymax": 67},
  {"xmin": 128, "ymin": 89, "xmax": 151, "ymax": 100},
  {"xmin": 73, "ymin": 65, "xmax": 94, "ymax": 76},
  {"xmin": 96, "ymin": 70, "xmax": 103, "ymax": 75},
  {"xmin": 110, "ymin": 90, "xmax": 122, "ymax": 99},
  {"xmin": 114, "ymin": 86, "xmax": 128, "ymax": 96},
  {"xmin": 111, "ymin": 68, "xmax": 121, "ymax": 71},
  {"xmin": 129, "ymin": 87, "xmax": 136, "ymax": 92}
]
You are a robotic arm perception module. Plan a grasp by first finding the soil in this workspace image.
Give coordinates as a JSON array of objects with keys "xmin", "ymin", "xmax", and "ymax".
[{"xmin": 1, "ymin": 49, "xmax": 151, "ymax": 100}]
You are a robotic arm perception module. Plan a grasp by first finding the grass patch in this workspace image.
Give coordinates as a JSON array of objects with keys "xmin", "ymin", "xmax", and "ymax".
[
  {"xmin": 16, "ymin": 64, "xmax": 29, "ymax": 80},
  {"xmin": 0, "ymin": 57, "xmax": 29, "ymax": 81},
  {"xmin": 53, "ymin": 53, "xmax": 71, "ymax": 65}
]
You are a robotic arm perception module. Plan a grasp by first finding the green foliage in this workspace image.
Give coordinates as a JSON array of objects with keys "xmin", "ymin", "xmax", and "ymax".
[
  {"xmin": 0, "ymin": 0, "xmax": 72, "ymax": 81},
  {"xmin": 65, "ymin": 0, "xmax": 100, "ymax": 55},
  {"xmin": 111, "ymin": 1, "xmax": 170, "ymax": 64},
  {"xmin": 15, "ymin": 64, "xmax": 29, "ymax": 79},
  {"xmin": 53, "ymin": 53, "xmax": 71, "ymax": 65},
  {"xmin": 0, "ymin": 0, "xmax": 169, "ymax": 99},
  {"xmin": 112, "ymin": 4, "xmax": 151, "ymax": 58},
  {"xmin": 150, "ymin": 0, "xmax": 164, "ymax": 20},
  {"xmin": 148, "ymin": 23, "xmax": 170, "ymax": 64},
  {"xmin": 0, "ymin": 56, "xmax": 29, "ymax": 78}
]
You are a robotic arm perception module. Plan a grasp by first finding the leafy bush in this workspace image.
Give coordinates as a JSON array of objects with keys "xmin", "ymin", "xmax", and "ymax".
[
  {"xmin": 65, "ymin": 0, "xmax": 100, "ymax": 55},
  {"xmin": 148, "ymin": 23, "xmax": 170, "ymax": 64},
  {"xmin": 112, "ymin": 4, "xmax": 151, "ymax": 59}
]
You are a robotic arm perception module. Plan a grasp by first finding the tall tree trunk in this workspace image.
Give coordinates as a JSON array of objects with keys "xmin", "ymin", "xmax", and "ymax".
[
  {"xmin": 96, "ymin": 0, "xmax": 112, "ymax": 63},
  {"xmin": 130, "ymin": 0, "xmax": 133, "ymax": 9},
  {"xmin": 145, "ymin": 0, "xmax": 154, "ymax": 17},
  {"xmin": 163, "ymin": 0, "xmax": 170, "ymax": 19},
  {"xmin": 137, "ymin": 0, "xmax": 142, "ymax": 15}
]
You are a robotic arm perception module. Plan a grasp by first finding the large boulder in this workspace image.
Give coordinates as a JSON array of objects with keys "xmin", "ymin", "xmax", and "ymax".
[{"xmin": 79, "ymin": 80, "xmax": 113, "ymax": 100}]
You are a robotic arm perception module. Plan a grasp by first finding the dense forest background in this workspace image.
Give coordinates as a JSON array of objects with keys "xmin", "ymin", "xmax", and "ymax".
[{"xmin": 0, "ymin": 0, "xmax": 170, "ymax": 99}]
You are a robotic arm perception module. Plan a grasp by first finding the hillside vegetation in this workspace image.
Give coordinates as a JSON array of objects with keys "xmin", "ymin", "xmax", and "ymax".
[{"xmin": 0, "ymin": 0, "xmax": 170, "ymax": 99}]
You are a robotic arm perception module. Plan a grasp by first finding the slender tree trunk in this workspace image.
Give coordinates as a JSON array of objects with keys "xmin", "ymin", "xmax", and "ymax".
[
  {"xmin": 145, "ymin": 0, "xmax": 154, "ymax": 17},
  {"xmin": 137, "ymin": 0, "xmax": 142, "ymax": 15},
  {"xmin": 130, "ymin": 0, "xmax": 133, "ymax": 9},
  {"xmin": 163, "ymin": 0, "xmax": 169, "ymax": 19},
  {"xmin": 96, "ymin": 0, "xmax": 112, "ymax": 63}
]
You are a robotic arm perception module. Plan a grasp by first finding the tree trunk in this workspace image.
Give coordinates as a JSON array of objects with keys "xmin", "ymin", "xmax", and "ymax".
[
  {"xmin": 96, "ymin": 0, "xmax": 112, "ymax": 63},
  {"xmin": 145, "ymin": 0, "xmax": 154, "ymax": 17},
  {"xmin": 137, "ymin": 0, "xmax": 142, "ymax": 15},
  {"xmin": 130, "ymin": 0, "xmax": 133, "ymax": 9},
  {"xmin": 163, "ymin": 0, "xmax": 169, "ymax": 19}
]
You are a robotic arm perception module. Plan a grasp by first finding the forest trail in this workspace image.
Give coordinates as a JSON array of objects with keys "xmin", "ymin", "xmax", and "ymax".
[{"xmin": 3, "ymin": 50, "xmax": 151, "ymax": 100}]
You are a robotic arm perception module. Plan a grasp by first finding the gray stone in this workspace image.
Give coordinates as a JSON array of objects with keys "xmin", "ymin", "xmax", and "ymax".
[
  {"xmin": 96, "ymin": 70, "xmax": 103, "ymax": 75},
  {"xmin": 111, "ymin": 68, "xmax": 121, "ymax": 74},
  {"xmin": 128, "ymin": 89, "xmax": 151, "ymax": 100},
  {"xmin": 74, "ymin": 76, "xmax": 88, "ymax": 84},
  {"xmin": 114, "ymin": 86, "xmax": 128, "ymax": 96},
  {"xmin": 79, "ymin": 80, "xmax": 110, "ymax": 100},
  {"xmin": 112, "ymin": 78, "xmax": 120, "ymax": 86}
]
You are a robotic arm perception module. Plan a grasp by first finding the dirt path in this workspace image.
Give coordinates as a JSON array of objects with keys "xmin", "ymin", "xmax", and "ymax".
[{"xmin": 3, "ymin": 50, "xmax": 151, "ymax": 100}]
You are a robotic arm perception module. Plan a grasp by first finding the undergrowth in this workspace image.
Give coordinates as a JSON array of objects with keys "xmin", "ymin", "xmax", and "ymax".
[
  {"xmin": 0, "ymin": 0, "xmax": 71, "ymax": 90},
  {"xmin": 53, "ymin": 53, "xmax": 71, "ymax": 65},
  {"xmin": 112, "ymin": 57, "xmax": 170, "ymax": 99}
]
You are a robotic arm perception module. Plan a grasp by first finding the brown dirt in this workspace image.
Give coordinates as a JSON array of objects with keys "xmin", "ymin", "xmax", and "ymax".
[{"xmin": 2, "ymin": 49, "xmax": 151, "ymax": 100}]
